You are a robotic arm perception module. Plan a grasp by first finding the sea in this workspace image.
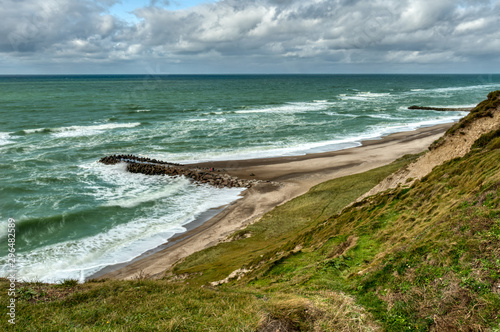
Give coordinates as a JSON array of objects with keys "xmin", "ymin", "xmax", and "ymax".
[{"xmin": 1, "ymin": 74, "xmax": 499, "ymax": 283}]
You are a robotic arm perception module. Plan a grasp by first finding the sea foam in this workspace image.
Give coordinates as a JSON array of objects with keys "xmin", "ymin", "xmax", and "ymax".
[
  {"xmin": 339, "ymin": 92, "xmax": 392, "ymax": 101},
  {"xmin": 0, "ymin": 132, "xmax": 15, "ymax": 146},
  {"xmin": 1, "ymin": 161, "xmax": 244, "ymax": 283},
  {"xmin": 234, "ymin": 101, "xmax": 335, "ymax": 114},
  {"xmin": 22, "ymin": 122, "xmax": 141, "ymax": 138}
]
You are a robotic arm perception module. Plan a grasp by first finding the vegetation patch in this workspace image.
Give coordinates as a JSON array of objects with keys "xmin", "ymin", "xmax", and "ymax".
[
  {"xmin": 471, "ymin": 128, "xmax": 500, "ymax": 150},
  {"xmin": 170, "ymin": 154, "xmax": 419, "ymax": 286},
  {"xmin": 246, "ymin": 132, "xmax": 500, "ymax": 331}
]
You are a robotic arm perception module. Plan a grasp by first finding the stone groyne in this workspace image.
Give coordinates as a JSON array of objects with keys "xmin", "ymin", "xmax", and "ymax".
[
  {"xmin": 99, "ymin": 154, "xmax": 258, "ymax": 189},
  {"xmin": 408, "ymin": 105, "xmax": 473, "ymax": 112}
]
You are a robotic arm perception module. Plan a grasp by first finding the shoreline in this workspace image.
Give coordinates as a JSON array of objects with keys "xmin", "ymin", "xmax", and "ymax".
[
  {"xmin": 92, "ymin": 122, "xmax": 453, "ymax": 280},
  {"xmin": 87, "ymin": 206, "xmax": 228, "ymax": 279}
]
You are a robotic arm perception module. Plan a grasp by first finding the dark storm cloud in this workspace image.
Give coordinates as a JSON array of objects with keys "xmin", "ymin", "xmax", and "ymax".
[{"xmin": 1, "ymin": 0, "xmax": 499, "ymax": 73}]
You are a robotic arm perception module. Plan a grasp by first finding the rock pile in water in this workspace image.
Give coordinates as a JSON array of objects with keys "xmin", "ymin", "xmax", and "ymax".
[
  {"xmin": 408, "ymin": 105, "xmax": 472, "ymax": 112},
  {"xmin": 99, "ymin": 154, "xmax": 258, "ymax": 189},
  {"xmin": 99, "ymin": 154, "xmax": 183, "ymax": 166}
]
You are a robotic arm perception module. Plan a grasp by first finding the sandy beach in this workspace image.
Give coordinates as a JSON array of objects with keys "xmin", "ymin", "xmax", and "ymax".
[{"xmin": 94, "ymin": 123, "xmax": 452, "ymax": 280}]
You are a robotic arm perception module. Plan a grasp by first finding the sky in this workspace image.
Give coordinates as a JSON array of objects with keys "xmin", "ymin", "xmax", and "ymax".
[{"xmin": 1, "ymin": 0, "xmax": 499, "ymax": 74}]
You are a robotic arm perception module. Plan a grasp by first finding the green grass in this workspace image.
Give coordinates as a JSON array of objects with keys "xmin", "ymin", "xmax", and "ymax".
[
  {"xmin": 241, "ymin": 136, "xmax": 500, "ymax": 331},
  {"xmin": 170, "ymin": 153, "xmax": 420, "ymax": 286},
  {"xmin": 1, "ymin": 279, "xmax": 264, "ymax": 331}
]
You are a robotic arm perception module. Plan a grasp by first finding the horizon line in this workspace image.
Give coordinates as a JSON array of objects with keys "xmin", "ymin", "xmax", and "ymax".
[{"xmin": 1, "ymin": 73, "xmax": 500, "ymax": 76}]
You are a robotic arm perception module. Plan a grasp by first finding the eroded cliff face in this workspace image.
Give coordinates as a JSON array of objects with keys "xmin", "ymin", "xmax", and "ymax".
[{"xmin": 358, "ymin": 91, "xmax": 500, "ymax": 202}]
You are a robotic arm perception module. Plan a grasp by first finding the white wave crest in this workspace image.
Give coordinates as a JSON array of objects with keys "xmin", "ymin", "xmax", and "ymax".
[
  {"xmin": 235, "ymin": 101, "xmax": 335, "ymax": 114},
  {"xmin": 339, "ymin": 92, "xmax": 392, "ymax": 101},
  {"xmin": 0, "ymin": 132, "xmax": 15, "ymax": 146},
  {"xmin": 0, "ymin": 162, "xmax": 244, "ymax": 283},
  {"xmin": 22, "ymin": 122, "xmax": 141, "ymax": 138},
  {"xmin": 53, "ymin": 122, "xmax": 141, "ymax": 138},
  {"xmin": 22, "ymin": 128, "xmax": 46, "ymax": 134},
  {"xmin": 83, "ymin": 162, "xmax": 194, "ymax": 208},
  {"xmin": 412, "ymin": 84, "xmax": 499, "ymax": 94}
]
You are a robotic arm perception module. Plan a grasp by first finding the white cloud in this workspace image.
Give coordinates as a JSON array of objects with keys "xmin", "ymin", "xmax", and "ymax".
[
  {"xmin": 455, "ymin": 18, "xmax": 488, "ymax": 33},
  {"xmin": 0, "ymin": 0, "xmax": 499, "ymax": 73},
  {"xmin": 385, "ymin": 50, "xmax": 463, "ymax": 64}
]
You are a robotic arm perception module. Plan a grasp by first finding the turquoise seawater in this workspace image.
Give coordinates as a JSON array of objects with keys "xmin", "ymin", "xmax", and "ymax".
[{"xmin": 1, "ymin": 74, "xmax": 499, "ymax": 282}]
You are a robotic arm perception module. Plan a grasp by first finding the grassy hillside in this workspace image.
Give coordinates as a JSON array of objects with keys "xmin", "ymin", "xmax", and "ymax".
[
  {"xmin": 2, "ymin": 94, "xmax": 500, "ymax": 331},
  {"xmin": 170, "ymin": 154, "xmax": 419, "ymax": 287},
  {"xmin": 2, "ymin": 153, "xmax": 412, "ymax": 331},
  {"xmin": 244, "ymin": 134, "xmax": 500, "ymax": 331}
]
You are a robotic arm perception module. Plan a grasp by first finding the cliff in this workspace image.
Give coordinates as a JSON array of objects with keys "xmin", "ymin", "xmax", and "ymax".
[{"xmin": 358, "ymin": 90, "xmax": 500, "ymax": 202}]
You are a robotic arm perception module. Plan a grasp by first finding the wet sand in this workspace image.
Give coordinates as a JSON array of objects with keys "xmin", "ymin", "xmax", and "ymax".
[{"xmin": 93, "ymin": 123, "xmax": 452, "ymax": 280}]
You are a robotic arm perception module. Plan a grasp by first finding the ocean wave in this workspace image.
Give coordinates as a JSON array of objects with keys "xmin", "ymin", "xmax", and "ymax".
[
  {"xmin": 322, "ymin": 111, "xmax": 357, "ymax": 118},
  {"xmin": 366, "ymin": 115, "xmax": 464, "ymax": 138},
  {"xmin": 83, "ymin": 162, "xmax": 195, "ymax": 208},
  {"xmin": 185, "ymin": 118, "xmax": 210, "ymax": 122},
  {"xmin": 365, "ymin": 113, "xmax": 397, "ymax": 120},
  {"xmin": 199, "ymin": 110, "xmax": 234, "ymax": 116},
  {"xmin": 234, "ymin": 101, "xmax": 336, "ymax": 114},
  {"xmin": 0, "ymin": 216, "xmax": 186, "ymax": 283},
  {"xmin": 411, "ymin": 84, "xmax": 499, "ymax": 94},
  {"xmin": 0, "ymin": 181, "xmax": 243, "ymax": 283},
  {"xmin": 174, "ymin": 112, "xmax": 466, "ymax": 163},
  {"xmin": 347, "ymin": 113, "xmax": 401, "ymax": 121},
  {"xmin": 0, "ymin": 160, "xmax": 245, "ymax": 283},
  {"xmin": 338, "ymin": 92, "xmax": 392, "ymax": 101},
  {"xmin": 0, "ymin": 132, "xmax": 15, "ymax": 146},
  {"xmin": 20, "ymin": 128, "xmax": 51, "ymax": 135},
  {"xmin": 185, "ymin": 118, "xmax": 226, "ymax": 123},
  {"xmin": 136, "ymin": 109, "xmax": 151, "ymax": 112},
  {"xmin": 21, "ymin": 122, "xmax": 141, "ymax": 138}
]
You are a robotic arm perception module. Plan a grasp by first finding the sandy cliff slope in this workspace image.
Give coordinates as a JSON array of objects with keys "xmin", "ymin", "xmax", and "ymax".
[{"xmin": 358, "ymin": 91, "xmax": 500, "ymax": 201}]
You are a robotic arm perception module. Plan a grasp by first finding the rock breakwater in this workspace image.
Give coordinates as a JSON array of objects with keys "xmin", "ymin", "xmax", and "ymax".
[
  {"xmin": 408, "ymin": 105, "xmax": 472, "ymax": 112},
  {"xmin": 99, "ymin": 154, "xmax": 259, "ymax": 189}
]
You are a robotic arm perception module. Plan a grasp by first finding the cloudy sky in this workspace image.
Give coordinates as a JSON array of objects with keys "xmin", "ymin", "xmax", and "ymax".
[{"xmin": 1, "ymin": 0, "xmax": 499, "ymax": 74}]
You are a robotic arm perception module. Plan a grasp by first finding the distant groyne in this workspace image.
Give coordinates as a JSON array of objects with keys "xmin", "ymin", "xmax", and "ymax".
[
  {"xmin": 99, "ymin": 154, "xmax": 258, "ymax": 188},
  {"xmin": 408, "ymin": 106, "xmax": 473, "ymax": 112}
]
